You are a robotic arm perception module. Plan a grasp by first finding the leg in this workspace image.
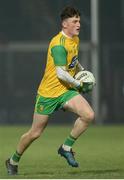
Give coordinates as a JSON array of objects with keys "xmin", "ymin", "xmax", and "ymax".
[
  {"xmin": 16, "ymin": 113, "xmax": 49, "ymax": 154},
  {"xmin": 58, "ymin": 94, "xmax": 94, "ymax": 167},
  {"xmin": 6, "ymin": 113, "xmax": 49, "ymax": 175},
  {"xmin": 63, "ymin": 94, "xmax": 95, "ymax": 138}
]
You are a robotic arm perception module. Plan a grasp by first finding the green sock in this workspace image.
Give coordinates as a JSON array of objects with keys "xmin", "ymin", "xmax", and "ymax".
[
  {"xmin": 64, "ymin": 134, "xmax": 77, "ymax": 147},
  {"xmin": 11, "ymin": 151, "xmax": 22, "ymax": 163}
]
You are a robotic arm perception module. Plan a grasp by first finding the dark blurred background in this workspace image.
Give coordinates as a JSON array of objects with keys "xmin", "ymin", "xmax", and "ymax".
[{"xmin": 0, "ymin": 0, "xmax": 124, "ymax": 125}]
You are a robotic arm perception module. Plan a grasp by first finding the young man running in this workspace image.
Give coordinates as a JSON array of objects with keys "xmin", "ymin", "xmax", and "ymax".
[{"xmin": 6, "ymin": 6, "xmax": 95, "ymax": 175}]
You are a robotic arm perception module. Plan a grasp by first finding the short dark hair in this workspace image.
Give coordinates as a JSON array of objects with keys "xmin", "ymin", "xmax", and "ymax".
[{"xmin": 60, "ymin": 6, "xmax": 81, "ymax": 21}]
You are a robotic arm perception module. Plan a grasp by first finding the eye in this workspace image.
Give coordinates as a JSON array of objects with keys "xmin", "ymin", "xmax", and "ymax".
[
  {"xmin": 74, "ymin": 20, "xmax": 80, "ymax": 24},
  {"xmin": 73, "ymin": 20, "xmax": 78, "ymax": 24}
]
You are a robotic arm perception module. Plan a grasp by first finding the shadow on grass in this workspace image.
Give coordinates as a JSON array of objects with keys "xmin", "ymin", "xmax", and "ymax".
[
  {"xmin": 68, "ymin": 168, "xmax": 123, "ymax": 175},
  {"xmin": 22, "ymin": 168, "xmax": 123, "ymax": 175},
  {"xmin": 23, "ymin": 171, "xmax": 54, "ymax": 175}
]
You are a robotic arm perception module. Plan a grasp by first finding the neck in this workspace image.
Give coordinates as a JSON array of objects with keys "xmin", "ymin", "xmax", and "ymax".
[{"xmin": 61, "ymin": 30, "xmax": 73, "ymax": 39}]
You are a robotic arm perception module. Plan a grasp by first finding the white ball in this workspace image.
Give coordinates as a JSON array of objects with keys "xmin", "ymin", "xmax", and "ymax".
[{"xmin": 75, "ymin": 70, "xmax": 96, "ymax": 85}]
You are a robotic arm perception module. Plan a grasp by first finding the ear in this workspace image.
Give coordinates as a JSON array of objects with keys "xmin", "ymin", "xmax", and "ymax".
[{"xmin": 62, "ymin": 20, "xmax": 68, "ymax": 28}]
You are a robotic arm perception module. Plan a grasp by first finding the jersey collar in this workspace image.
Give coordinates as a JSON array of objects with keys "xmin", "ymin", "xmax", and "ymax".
[{"xmin": 61, "ymin": 31, "xmax": 73, "ymax": 39}]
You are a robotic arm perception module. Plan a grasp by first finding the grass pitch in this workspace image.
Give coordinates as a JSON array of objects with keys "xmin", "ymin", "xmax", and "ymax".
[{"xmin": 0, "ymin": 124, "xmax": 124, "ymax": 179}]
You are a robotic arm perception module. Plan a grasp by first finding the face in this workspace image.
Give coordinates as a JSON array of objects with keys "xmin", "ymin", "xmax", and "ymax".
[{"xmin": 62, "ymin": 16, "xmax": 81, "ymax": 37}]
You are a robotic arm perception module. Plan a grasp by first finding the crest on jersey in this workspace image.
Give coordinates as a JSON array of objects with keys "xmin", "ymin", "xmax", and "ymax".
[{"xmin": 68, "ymin": 56, "xmax": 78, "ymax": 69}]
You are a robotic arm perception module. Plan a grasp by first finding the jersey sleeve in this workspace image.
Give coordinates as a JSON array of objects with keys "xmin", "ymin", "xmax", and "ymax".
[{"xmin": 51, "ymin": 45, "xmax": 67, "ymax": 66}]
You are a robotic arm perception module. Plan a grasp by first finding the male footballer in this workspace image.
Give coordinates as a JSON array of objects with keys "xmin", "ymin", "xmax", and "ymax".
[{"xmin": 6, "ymin": 6, "xmax": 95, "ymax": 175}]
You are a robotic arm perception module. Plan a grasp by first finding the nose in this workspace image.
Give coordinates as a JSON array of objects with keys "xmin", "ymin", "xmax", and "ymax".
[{"xmin": 77, "ymin": 21, "xmax": 80, "ymax": 27}]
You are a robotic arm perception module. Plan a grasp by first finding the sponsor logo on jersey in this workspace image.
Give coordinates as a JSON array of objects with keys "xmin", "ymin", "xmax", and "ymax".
[{"xmin": 68, "ymin": 56, "xmax": 78, "ymax": 69}]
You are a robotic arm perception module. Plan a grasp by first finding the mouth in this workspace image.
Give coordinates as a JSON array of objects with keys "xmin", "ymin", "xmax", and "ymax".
[{"xmin": 76, "ymin": 28, "xmax": 80, "ymax": 32}]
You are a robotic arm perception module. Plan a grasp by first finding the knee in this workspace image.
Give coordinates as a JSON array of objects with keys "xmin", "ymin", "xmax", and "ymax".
[
  {"xmin": 88, "ymin": 110, "xmax": 95, "ymax": 122},
  {"xmin": 81, "ymin": 110, "xmax": 95, "ymax": 123},
  {"xmin": 29, "ymin": 130, "xmax": 41, "ymax": 140}
]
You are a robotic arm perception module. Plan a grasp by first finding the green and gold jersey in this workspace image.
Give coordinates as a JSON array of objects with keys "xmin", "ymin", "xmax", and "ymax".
[{"xmin": 38, "ymin": 31, "xmax": 79, "ymax": 97}]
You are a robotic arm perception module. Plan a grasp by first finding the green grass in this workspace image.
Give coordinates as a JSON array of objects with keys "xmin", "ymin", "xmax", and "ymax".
[{"xmin": 0, "ymin": 125, "xmax": 124, "ymax": 179}]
